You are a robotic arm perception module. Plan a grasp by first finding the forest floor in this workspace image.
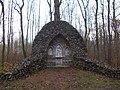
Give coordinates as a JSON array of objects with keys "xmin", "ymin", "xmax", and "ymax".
[{"xmin": 0, "ymin": 67, "xmax": 120, "ymax": 90}]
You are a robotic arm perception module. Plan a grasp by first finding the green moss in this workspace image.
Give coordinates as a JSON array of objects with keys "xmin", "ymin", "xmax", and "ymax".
[
  {"xmin": 0, "ymin": 62, "xmax": 13, "ymax": 74},
  {"xmin": 0, "ymin": 68, "xmax": 4, "ymax": 74}
]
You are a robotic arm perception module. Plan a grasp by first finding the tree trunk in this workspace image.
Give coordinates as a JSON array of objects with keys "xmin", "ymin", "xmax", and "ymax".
[
  {"xmin": 38, "ymin": 0, "xmax": 41, "ymax": 32},
  {"xmin": 7, "ymin": 0, "xmax": 14, "ymax": 61},
  {"xmin": 14, "ymin": 0, "xmax": 26, "ymax": 58},
  {"xmin": 0, "ymin": 0, "xmax": 5, "ymax": 70},
  {"xmin": 107, "ymin": 0, "xmax": 112, "ymax": 65},
  {"xmin": 20, "ymin": 10, "xmax": 26, "ymax": 58},
  {"xmin": 76, "ymin": 0, "xmax": 89, "ymax": 45},
  {"xmin": 54, "ymin": 0, "xmax": 62, "ymax": 21},
  {"xmin": 101, "ymin": 0, "xmax": 106, "ymax": 62},
  {"xmin": 20, "ymin": 0, "xmax": 26, "ymax": 58},
  {"xmin": 95, "ymin": 0, "xmax": 99, "ymax": 61},
  {"xmin": 32, "ymin": 13, "xmax": 34, "ymax": 42},
  {"xmin": 10, "ymin": 0, "xmax": 14, "ymax": 57},
  {"xmin": 47, "ymin": 0, "xmax": 52, "ymax": 21},
  {"xmin": 112, "ymin": 0, "xmax": 119, "ymax": 68},
  {"xmin": 84, "ymin": 17, "xmax": 87, "ymax": 43},
  {"xmin": 7, "ymin": 0, "xmax": 11, "ymax": 61},
  {"xmin": 26, "ymin": 0, "xmax": 33, "ymax": 53}
]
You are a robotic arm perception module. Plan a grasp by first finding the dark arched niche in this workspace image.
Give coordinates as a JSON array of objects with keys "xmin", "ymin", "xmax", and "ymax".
[{"xmin": 47, "ymin": 34, "xmax": 72, "ymax": 67}]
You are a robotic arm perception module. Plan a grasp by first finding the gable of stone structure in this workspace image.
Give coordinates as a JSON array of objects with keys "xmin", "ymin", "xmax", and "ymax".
[{"xmin": 32, "ymin": 21, "xmax": 87, "ymax": 58}]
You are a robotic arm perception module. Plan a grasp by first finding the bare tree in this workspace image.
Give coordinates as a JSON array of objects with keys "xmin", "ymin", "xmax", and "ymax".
[
  {"xmin": 95, "ymin": 0, "xmax": 99, "ymax": 60},
  {"xmin": 14, "ymin": 0, "xmax": 26, "ymax": 58},
  {"xmin": 37, "ymin": 0, "xmax": 41, "ymax": 32},
  {"xmin": 0, "ymin": 0, "xmax": 5, "ymax": 69},
  {"xmin": 66, "ymin": 0, "xmax": 75, "ymax": 24},
  {"xmin": 107, "ymin": 0, "xmax": 112, "ymax": 65},
  {"xmin": 7, "ymin": 0, "xmax": 11, "ymax": 61},
  {"xmin": 54, "ymin": 0, "xmax": 62, "ymax": 21},
  {"xmin": 26, "ymin": 0, "xmax": 34, "ymax": 54},
  {"xmin": 31, "ymin": 13, "xmax": 35, "ymax": 42},
  {"xmin": 100, "ymin": 0, "xmax": 106, "ymax": 62},
  {"xmin": 10, "ymin": 0, "xmax": 14, "ymax": 57},
  {"xmin": 7, "ymin": 0, "xmax": 14, "ymax": 61},
  {"xmin": 77, "ymin": 0, "xmax": 89, "ymax": 42},
  {"xmin": 47, "ymin": 0, "xmax": 52, "ymax": 21},
  {"xmin": 112, "ymin": 0, "xmax": 119, "ymax": 68}
]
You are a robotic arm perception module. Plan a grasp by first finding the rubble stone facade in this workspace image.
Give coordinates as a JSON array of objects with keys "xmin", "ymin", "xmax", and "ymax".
[{"xmin": 32, "ymin": 21, "xmax": 87, "ymax": 67}]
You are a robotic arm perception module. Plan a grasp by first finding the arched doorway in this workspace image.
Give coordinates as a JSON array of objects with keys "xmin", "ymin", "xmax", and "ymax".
[{"xmin": 47, "ymin": 34, "xmax": 72, "ymax": 67}]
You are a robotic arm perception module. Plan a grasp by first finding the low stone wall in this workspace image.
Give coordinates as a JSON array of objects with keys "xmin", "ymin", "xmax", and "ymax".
[
  {"xmin": 73, "ymin": 56, "xmax": 120, "ymax": 79},
  {"xmin": 0, "ymin": 56, "xmax": 46, "ymax": 80},
  {"xmin": 0, "ymin": 55, "xmax": 120, "ymax": 80}
]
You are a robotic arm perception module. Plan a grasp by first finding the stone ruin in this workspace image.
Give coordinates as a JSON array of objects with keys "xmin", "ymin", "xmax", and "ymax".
[{"xmin": 0, "ymin": 21, "xmax": 120, "ymax": 80}]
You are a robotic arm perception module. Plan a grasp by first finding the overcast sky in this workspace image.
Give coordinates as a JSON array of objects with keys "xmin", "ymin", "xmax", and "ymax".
[{"xmin": 0, "ymin": 0, "xmax": 50, "ymax": 41}]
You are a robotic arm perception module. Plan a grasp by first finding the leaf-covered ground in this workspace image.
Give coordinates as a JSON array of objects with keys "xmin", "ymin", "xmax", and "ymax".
[{"xmin": 0, "ymin": 67, "xmax": 120, "ymax": 90}]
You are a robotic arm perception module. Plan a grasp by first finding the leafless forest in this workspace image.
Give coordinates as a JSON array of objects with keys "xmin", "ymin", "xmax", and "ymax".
[{"xmin": 0, "ymin": 0, "xmax": 120, "ymax": 70}]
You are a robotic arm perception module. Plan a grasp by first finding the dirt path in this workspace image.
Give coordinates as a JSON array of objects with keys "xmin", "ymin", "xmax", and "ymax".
[
  {"xmin": 22, "ymin": 67, "xmax": 78, "ymax": 89},
  {"xmin": 0, "ymin": 67, "xmax": 120, "ymax": 90}
]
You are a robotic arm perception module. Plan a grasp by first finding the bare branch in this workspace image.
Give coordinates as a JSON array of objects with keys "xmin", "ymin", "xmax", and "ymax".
[
  {"xmin": 14, "ymin": 6, "xmax": 20, "ymax": 14},
  {"xmin": 27, "ymin": 0, "xmax": 34, "ymax": 19},
  {"xmin": 81, "ymin": 0, "xmax": 85, "ymax": 8},
  {"xmin": 15, "ymin": 0, "xmax": 20, "ymax": 9},
  {"xmin": 47, "ymin": 0, "xmax": 53, "ymax": 21},
  {"xmin": 13, "ymin": 1, "xmax": 20, "ymax": 14},
  {"xmin": 86, "ymin": 0, "xmax": 90, "ymax": 9},
  {"xmin": 47, "ymin": 0, "xmax": 51, "ymax": 7},
  {"xmin": 76, "ymin": 0, "xmax": 85, "ymax": 19},
  {"xmin": 59, "ymin": 0, "xmax": 62, "ymax": 5},
  {"xmin": 115, "ymin": 13, "xmax": 120, "ymax": 18},
  {"xmin": 21, "ymin": 0, "xmax": 24, "ymax": 10},
  {"xmin": 13, "ymin": 0, "xmax": 24, "ymax": 14}
]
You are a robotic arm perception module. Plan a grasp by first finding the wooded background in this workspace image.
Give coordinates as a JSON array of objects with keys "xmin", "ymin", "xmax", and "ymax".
[{"xmin": 0, "ymin": 0, "xmax": 120, "ymax": 70}]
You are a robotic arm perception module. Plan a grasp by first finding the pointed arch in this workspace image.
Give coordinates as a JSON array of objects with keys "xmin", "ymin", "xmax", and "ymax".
[{"xmin": 48, "ymin": 33, "xmax": 71, "ymax": 48}]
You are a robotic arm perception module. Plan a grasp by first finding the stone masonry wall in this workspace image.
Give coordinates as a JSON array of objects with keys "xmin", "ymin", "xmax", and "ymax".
[
  {"xmin": 32, "ymin": 21, "xmax": 87, "ymax": 58},
  {"xmin": 73, "ymin": 56, "xmax": 120, "ymax": 79}
]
